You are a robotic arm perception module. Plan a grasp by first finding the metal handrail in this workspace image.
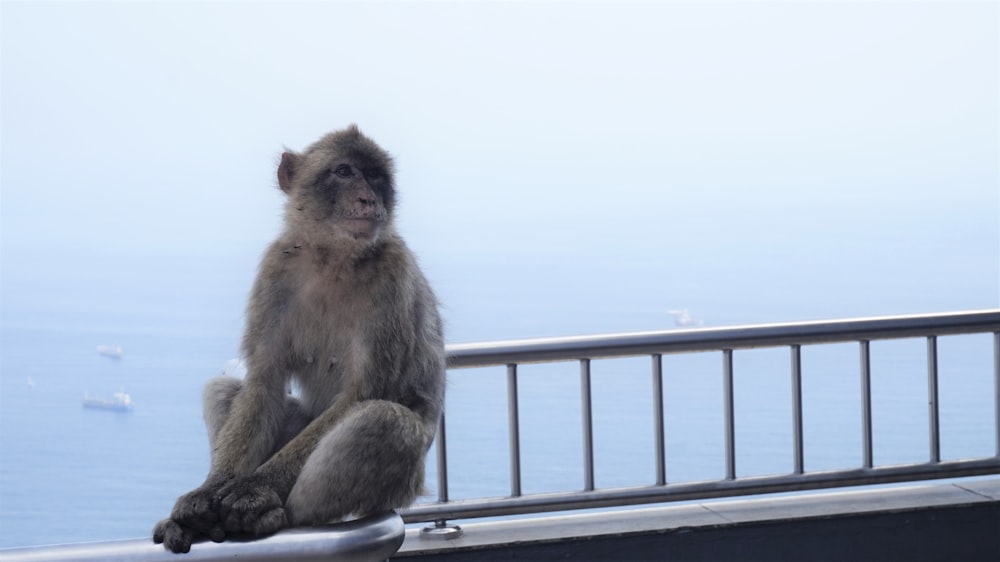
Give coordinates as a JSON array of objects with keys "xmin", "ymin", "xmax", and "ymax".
[
  {"xmin": 0, "ymin": 512, "xmax": 404, "ymax": 562},
  {"xmin": 403, "ymin": 309, "xmax": 1000, "ymax": 526},
  {"xmin": 445, "ymin": 310, "xmax": 1000, "ymax": 367}
]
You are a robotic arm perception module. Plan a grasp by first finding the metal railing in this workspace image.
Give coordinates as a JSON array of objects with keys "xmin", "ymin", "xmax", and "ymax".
[
  {"xmin": 401, "ymin": 309, "xmax": 1000, "ymax": 528},
  {"xmin": 0, "ymin": 512, "xmax": 404, "ymax": 562}
]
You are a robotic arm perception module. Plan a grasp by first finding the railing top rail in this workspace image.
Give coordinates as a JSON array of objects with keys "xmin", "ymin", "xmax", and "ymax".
[
  {"xmin": 445, "ymin": 309, "xmax": 1000, "ymax": 368},
  {"xmin": 0, "ymin": 512, "xmax": 404, "ymax": 562}
]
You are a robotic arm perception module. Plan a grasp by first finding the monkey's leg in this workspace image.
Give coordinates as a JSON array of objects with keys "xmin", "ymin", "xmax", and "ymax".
[
  {"xmin": 155, "ymin": 376, "xmax": 311, "ymax": 552},
  {"xmin": 203, "ymin": 375, "xmax": 311, "ymax": 457},
  {"xmin": 203, "ymin": 376, "xmax": 242, "ymax": 450},
  {"xmin": 284, "ymin": 400, "xmax": 434, "ymax": 525}
]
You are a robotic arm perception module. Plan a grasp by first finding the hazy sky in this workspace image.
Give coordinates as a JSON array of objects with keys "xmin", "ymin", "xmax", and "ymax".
[{"xmin": 2, "ymin": 1, "xmax": 998, "ymax": 336}]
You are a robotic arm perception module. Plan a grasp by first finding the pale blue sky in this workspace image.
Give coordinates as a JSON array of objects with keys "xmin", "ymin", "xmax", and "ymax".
[{"xmin": 2, "ymin": 1, "xmax": 998, "ymax": 337}]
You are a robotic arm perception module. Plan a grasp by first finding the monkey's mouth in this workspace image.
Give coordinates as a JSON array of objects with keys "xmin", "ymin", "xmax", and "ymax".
[{"xmin": 342, "ymin": 218, "xmax": 381, "ymax": 238}]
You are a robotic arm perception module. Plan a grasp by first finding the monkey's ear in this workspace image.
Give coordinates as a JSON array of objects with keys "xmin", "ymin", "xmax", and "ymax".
[{"xmin": 277, "ymin": 152, "xmax": 299, "ymax": 193}]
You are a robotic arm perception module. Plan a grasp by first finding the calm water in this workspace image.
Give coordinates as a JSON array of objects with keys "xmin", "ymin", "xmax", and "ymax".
[{"xmin": 0, "ymin": 249, "xmax": 996, "ymax": 548}]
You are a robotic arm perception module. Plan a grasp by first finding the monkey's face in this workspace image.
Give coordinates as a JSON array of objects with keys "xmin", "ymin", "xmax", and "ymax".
[
  {"xmin": 278, "ymin": 126, "xmax": 397, "ymax": 248},
  {"xmin": 317, "ymin": 161, "xmax": 390, "ymax": 240}
]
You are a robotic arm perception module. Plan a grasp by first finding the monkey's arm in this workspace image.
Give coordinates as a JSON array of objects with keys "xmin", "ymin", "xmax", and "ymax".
[{"xmin": 211, "ymin": 369, "xmax": 289, "ymax": 476}]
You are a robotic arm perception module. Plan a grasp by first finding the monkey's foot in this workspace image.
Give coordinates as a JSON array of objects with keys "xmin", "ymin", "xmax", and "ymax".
[{"xmin": 217, "ymin": 478, "xmax": 289, "ymax": 538}]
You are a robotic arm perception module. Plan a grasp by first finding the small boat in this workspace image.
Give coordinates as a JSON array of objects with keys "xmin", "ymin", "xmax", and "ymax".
[
  {"xmin": 668, "ymin": 309, "xmax": 704, "ymax": 327},
  {"xmin": 97, "ymin": 344, "xmax": 124, "ymax": 359},
  {"xmin": 83, "ymin": 389, "xmax": 134, "ymax": 412}
]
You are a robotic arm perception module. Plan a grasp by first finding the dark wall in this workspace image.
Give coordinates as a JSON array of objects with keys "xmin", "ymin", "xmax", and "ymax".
[{"xmin": 397, "ymin": 503, "xmax": 1000, "ymax": 561}]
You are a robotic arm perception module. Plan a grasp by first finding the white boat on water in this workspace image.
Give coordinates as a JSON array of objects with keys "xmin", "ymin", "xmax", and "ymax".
[
  {"xmin": 97, "ymin": 344, "xmax": 124, "ymax": 359},
  {"xmin": 83, "ymin": 389, "xmax": 133, "ymax": 412},
  {"xmin": 668, "ymin": 309, "xmax": 704, "ymax": 327}
]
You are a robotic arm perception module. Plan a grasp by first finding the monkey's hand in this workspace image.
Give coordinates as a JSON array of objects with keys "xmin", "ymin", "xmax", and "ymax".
[
  {"xmin": 216, "ymin": 474, "xmax": 289, "ymax": 538},
  {"xmin": 153, "ymin": 484, "xmax": 226, "ymax": 553}
]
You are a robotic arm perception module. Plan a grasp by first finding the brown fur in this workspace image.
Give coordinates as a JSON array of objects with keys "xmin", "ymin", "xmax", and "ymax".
[{"xmin": 153, "ymin": 126, "xmax": 445, "ymax": 553}]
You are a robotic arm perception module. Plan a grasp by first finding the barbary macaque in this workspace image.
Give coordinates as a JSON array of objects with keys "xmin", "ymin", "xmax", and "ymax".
[{"xmin": 153, "ymin": 126, "xmax": 445, "ymax": 553}]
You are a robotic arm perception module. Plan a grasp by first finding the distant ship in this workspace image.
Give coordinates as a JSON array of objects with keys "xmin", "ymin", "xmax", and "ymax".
[
  {"xmin": 97, "ymin": 344, "xmax": 124, "ymax": 359},
  {"xmin": 83, "ymin": 389, "xmax": 133, "ymax": 412},
  {"xmin": 668, "ymin": 309, "xmax": 704, "ymax": 327}
]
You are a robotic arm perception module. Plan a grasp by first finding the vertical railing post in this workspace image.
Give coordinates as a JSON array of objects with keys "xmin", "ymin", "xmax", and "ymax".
[
  {"xmin": 652, "ymin": 354, "xmax": 666, "ymax": 485},
  {"xmin": 926, "ymin": 336, "xmax": 940, "ymax": 463},
  {"xmin": 722, "ymin": 349, "xmax": 736, "ymax": 481},
  {"xmin": 421, "ymin": 412, "xmax": 463, "ymax": 539},
  {"xmin": 994, "ymin": 332, "xmax": 1000, "ymax": 457},
  {"xmin": 507, "ymin": 363, "xmax": 522, "ymax": 497},
  {"xmin": 435, "ymin": 412, "xmax": 449, "ymax": 502},
  {"xmin": 580, "ymin": 358, "xmax": 595, "ymax": 491},
  {"xmin": 860, "ymin": 340, "xmax": 874, "ymax": 469},
  {"xmin": 790, "ymin": 344, "xmax": 804, "ymax": 475}
]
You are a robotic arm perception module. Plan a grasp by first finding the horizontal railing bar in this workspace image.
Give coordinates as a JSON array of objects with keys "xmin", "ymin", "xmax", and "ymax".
[
  {"xmin": 0, "ymin": 512, "xmax": 404, "ymax": 562},
  {"xmin": 444, "ymin": 310, "xmax": 1000, "ymax": 368},
  {"xmin": 400, "ymin": 457, "xmax": 1000, "ymax": 523}
]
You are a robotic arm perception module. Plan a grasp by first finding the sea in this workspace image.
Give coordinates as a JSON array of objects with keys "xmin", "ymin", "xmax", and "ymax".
[{"xmin": 0, "ymin": 247, "xmax": 997, "ymax": 549}]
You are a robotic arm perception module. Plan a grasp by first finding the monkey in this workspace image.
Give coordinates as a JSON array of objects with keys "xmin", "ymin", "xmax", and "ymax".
[{"xmin": 153, "ymin": 125, "xmax": 446, "ymax": 554}]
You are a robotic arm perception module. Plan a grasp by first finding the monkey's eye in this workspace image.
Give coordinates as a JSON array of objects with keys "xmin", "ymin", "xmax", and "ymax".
[
  {"xmin": 333, "ymin": 164, "xmax": 353, "ymax": 178},
  {"xmin": 363, "ymin": 169, "xmax": 383, "ymax": 182}
]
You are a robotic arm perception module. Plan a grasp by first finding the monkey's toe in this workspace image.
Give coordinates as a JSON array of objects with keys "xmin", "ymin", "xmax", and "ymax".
[
  {"xmin": 154, "ymin": 518, "xmax": 193, "ymax": 553},
  {"xmin": 251, "ymin": 507, "xmax": 289, "ymax": 538},
  {"xmin": 152, "ymin": 518, "xmax": 168, "ymax": 543},
  {"xmin": 209, "ymin": 524, "xmax": 226, "ymax": 543}
]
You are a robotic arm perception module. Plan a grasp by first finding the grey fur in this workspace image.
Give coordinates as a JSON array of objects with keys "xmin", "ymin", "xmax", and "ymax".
[{"xmin": 153, "ymin": 126, "xmax": 445, "ymax": 554}]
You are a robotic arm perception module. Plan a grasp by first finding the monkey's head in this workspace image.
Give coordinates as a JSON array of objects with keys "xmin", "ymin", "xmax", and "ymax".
[{"xmin": 277, "ymin": 125, "xmax": 397, "ymax": 249}]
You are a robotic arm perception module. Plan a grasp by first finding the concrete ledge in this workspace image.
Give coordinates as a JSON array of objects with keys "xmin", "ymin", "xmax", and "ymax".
[{"xmin": 395, "ymin": 479, "xmax": 1000, "ymax": 561}]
